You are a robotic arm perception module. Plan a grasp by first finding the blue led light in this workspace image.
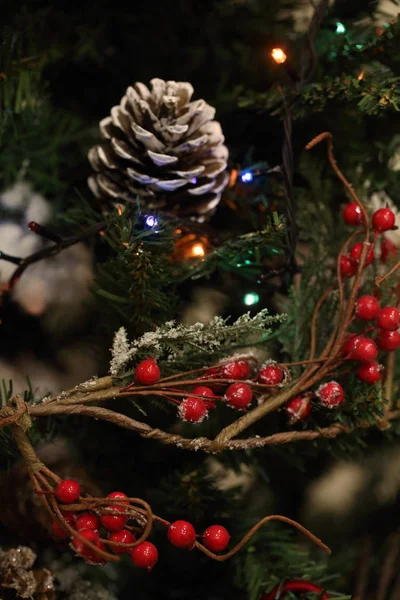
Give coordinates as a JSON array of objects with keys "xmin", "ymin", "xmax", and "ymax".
[
  {"xmin": 241, "ymin": 172, "xmax": 253, "ymax": 183},
  {"xmin": 145, "ymin": 215, "xmax": 158, "ymax": 228}
]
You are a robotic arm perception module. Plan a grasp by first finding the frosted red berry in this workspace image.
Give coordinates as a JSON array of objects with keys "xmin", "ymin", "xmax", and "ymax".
[
  {"xmin": 342, "ymin": 202, "xmax": 363, "ymax": 225},
  {"xmin": 372, "ymin": 207, "xmax": 396, "ymax": 233},
  {"xmin": 225, "ymin": 382, "xmax": 252, "ymax": 410},
  {"xmin": 347, "ymin": 337, "xmax": 378, "ymax": 362},
  {"xmin": 100, "ymin": 505, "xmax": 128, "ymax": 532},
  {"xmin": 178, "ymin": 397, "xmax": 208, "ymax": 423},
  {"xmin": 258, "ymin": 364, "xmax": 284, "ymax": 385},
  {"xmin": 203, "ymin": 525, "xmax": 230, "ymax": 553},
  {"xmin": 350, "ymin": 242, "xmax": 374, "ymax": 266},
  {"xmin": 355, "ymin": 296, "xmax": 380, "ymax": 321},
  {"xmin": 356, "ymin": 362, "xmax": 383, "ymax": 384},
  {"xmin": 71, "ymin": 528, "xmax": 100, "ymax": 559},
  {"xmin": 167, "ymin": 520, "xmax": 196, "ymax": 548},
  {"xmin": 108, "ymin": 529, "xmax": 136, "ymax": 554},
  {"xmin": 131, "ymin": 541, "xmax": 159, "ymax": 570},
  {"xmin": 381, "ymin": 237, "xmax": 397, "ymax": 263},
  {"xmin": 285, "ymin": 396, "xmax": 312, "ymax": 425},
  {"xmin": 377, "ymin": 306, "xmax": 400, "ymax": 331},
  {"xmin": 237, "ymin": 360, "xmax": 251, "ymax": 378},
  {"xmin": 376, "ymin": 329, "xmax": 400, "ymax": 352},
  {"xmin": 340, "ymin": 255, "xmax": 357, "ymax": 277},
  {"xmin": 135, "ymin": 358, "xmax": 160, "ymax": 385},
  {"xmin": 52, "ymin": 512, "xmax": 75, "ymax": 540},
  {"xmin": 106, "ymin": 491, "xmax": 129, "ymax": 504},
  {"xmin": 55, "ymin": 479, "xmax": 81, "ymax": 504},
  {"xmin": 76, "ymin": 513, "xmax": 100, "ymax": 531},
  {"xmin": 220, "ymin": 362, "xmax": 242, "ymax": 379},
  {"xmin": 316, "ymin": 381, "xmax": 345, "ymax": 409}
]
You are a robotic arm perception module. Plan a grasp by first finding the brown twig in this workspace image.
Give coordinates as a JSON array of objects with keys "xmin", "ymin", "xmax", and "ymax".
[
  {"xmin": 353, "ymin": 537, "xmax": 373, "ymax": 600},
  {"xmin": 376, "ymin": 259, "xmax": 400, "ymax": 287},
  {"xmin": 377, "ymin": 532, "xmax": 400, "ymax": 600}
]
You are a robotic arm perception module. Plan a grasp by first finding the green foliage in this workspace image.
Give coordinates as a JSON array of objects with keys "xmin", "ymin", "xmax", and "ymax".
[{"xmin": 110, "ymin": 309, "xmax": 286, "ymax": 377}]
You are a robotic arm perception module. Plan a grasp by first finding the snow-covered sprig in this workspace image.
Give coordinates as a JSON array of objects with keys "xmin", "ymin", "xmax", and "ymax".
[{"xmin": 110, "ymin": 310, "xmax": 286, "ymax": 376}]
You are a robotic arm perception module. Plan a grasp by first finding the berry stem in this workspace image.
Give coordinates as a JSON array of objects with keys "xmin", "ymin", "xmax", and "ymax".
[{"xmin": 376, "ymin": 258, "xmax": 400, "ymax": 287}]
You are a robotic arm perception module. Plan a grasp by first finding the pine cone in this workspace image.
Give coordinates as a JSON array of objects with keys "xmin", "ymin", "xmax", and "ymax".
[{"xmin": 88, "ymin": 79, "xmax": 229, "ymax": 221}]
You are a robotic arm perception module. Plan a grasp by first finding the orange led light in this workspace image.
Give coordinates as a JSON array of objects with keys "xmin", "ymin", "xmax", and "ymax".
[
  {"xmin": 357, "ymin": 70, "xmax": 365, "ymax": 81},
  {"xmin": 271, "ymin": 48, "xmax": 287, "ymax": 64},
  {"xmin": 191, "ymin": 243, "xmax": 205, "ymax": 257}
]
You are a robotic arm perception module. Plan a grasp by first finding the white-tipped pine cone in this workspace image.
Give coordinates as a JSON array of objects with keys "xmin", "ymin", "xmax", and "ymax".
[{"xmin": 88, "ymin": 78, "xmax": 229, "ymax": 221}]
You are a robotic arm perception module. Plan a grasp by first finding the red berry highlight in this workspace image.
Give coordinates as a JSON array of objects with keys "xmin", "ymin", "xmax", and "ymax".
[
  {"xmin": 135, "ymin": 358, "xmax": 160, "ymax": 385},
  {"xmin": 347, "ymin": 337, "xmax": 378, "ymax": 362},
  {"xmin": 350, "ymin": 242, "xmax": 374, "ymax": 266},
  {"xmin": 340, "ymin": 255, "xmax": 357, "ymax": 277},
  {"xmin": 178, "ymin": 397, "xmax": 208, "ymax": 423},
  {"xmin": 285, "ymin": 396, "xmax": 312, "ymax": 425},
  {"xmin": 131, "ymin": 541, "xmax": 158, "ymax": 570},
  {"xmin": 355, "ymin": 295, "xmax": 380, "ymax": 321},
  {"xmin": 342, "ymin": 334, "xmax": 363, "ymax": 356},
  {"xmin": 377, "ymin": 306, "xmax": 400, "ymax": 331},
  {"xmin": 372, "ymin": 207, "xmax": 396, "ymax": 233},
  {"xmin": 168, "ymin": 520, "xmax": 196, "ymax": 549},
  {"xmin": 108, "ymin": 529, "xmax": 136, "ymax": 554},
  {"xmin": 203, "ymin": 525, "xmax": 230, "ymax": 553},
  {"xmin": 55, "ymin": 479, "xmax": 81, "ymax": 504},
  {"xmin": 52, "ymin": 512, "xmax": 75, "ymax": 540},
  {"xmin": 76, "ymin": 513, "xmax": 100, "ymax": 531},
  {"xmin": 225, "ymin": 382, "xmax": 252, "ymax": 410},
  {"xmin": 191, "ymin": 386, "xmax": 215, "ymax": 398},
  {"xmin": 342, "ymin": 202, "xmax": 363, "ymax": 225},
  {"xmin": 257, "ymin": 364, "xmax": 284, "ymax": 385},
  {"xmin": 100, "ymin": 505, "xmax": 128, "ymax": 532},
  {"xmin": 316, "ymin": 381, "xmax": 345, "ymax": 409},
  {"xmin": 376, "ymin": 329, "xmax": 400, "ymax": 352},
  {"xmin": 356, "ymin": 362, "xmax": 383, "ymax": 384}
]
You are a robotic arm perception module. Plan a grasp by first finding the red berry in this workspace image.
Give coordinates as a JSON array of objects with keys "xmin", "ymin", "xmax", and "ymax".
[
  {"xmin": 225, "ymin": 383, "xmax": 252, "ymax": 410},
  {"xmin": 350, "ymin": 242, "xmax": 375, "ymax": 266},
  {"xmin": 376, "ymin": 329, "xmax": 400, "ymax": 351},
  {"xmin": 52, "ymin": 512, "xmax": 75, "ymax": 540},
  {"xmin": 372, "ymin": 207, "xmax": 396, "ymax": 233},
  {"xmin": 356, "ymin": 362, "xmax": 383, "ymax": 384},
  {"xmin": 355, "ymin": 296, "xmax": 380, "ymax": 321},
  {"xmin": 258, "ymin": 364, "xmax": 284, "ymax": 385},
  {"xmin": 348, "ymin": 337, "xmax": 378, "ymax": 362},
  {"xmin": 191, "ymin": 386, "xmax": 215, "ymax": 398},
  {"xmin": 131, "ymin": 541, "xmax": 158, "ymax": 570},
  {"xmin": 100, "ymin": 505, "xmax": 128, "ymax": 532},
  {"xmin": 285, "ymin": 396, "xmax": 312, "ymax": 425},
  {"xmin": 76, "ymin": 513, "xmax": 100, "ymax": 531},
  {"xmin": 237, "ymin": 360, "xmax": 251, "ymax": 378},
  {"xmin": 108, "ymin": 529, "xmax": 136, "ymax": 554},
  {"xmin": 342, "ymin": 334, "xmax": 363, "ymax": 356},
  {"xmin": 167, "ymin": 520, "xmax": 196, "ymax": 548},
  {"xmin": 178, "ymin": 397, "xmax": 208, "ymax": 423},
  {"xmin": 316, "ymin": 381, "xmax": 345, "ymax": 409},
  {"xmin": 55, "ymin": 479, "xmax": 81, "ymax": 504},
  {"xmin": 381, "ymin": 237, "xmax": 397, "ymax": 263},
  {"xmin": 377, "ymin": 306, "xmax": 400, "ymax": 331},
  {"xmin": 342, "ymin": 202, "xmax": 363, "ymax": 225},
  {"xmin": 86, "ymin": 540, "xmax": 107, "ymax": 565},
  {"xmin": 340, "ymin": 255, "xmax": 357, "ymax": 277},
  {"xmin": 220, "ymin": 362, "xmax": 242, "ymax": 379},
  {"xmin": 71, "ymin": 528, "xmax": 102, "ymax": 561},
  {"xmin": 135, "ymin": 358, "xmax": 160, "ymax": 385},
  {"xmin": 107, "ymin": 491, "xmax": 129, "ymax": 504},
  {"xmin": 203, "ymin": 525, "xmax": 230, "ymax": 553}
]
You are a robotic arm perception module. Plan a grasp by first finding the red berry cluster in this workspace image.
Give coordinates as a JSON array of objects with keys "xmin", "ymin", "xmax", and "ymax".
[
  {"xmin": 284, "ymin": 380, "xmax": 345, "ymax": 423},
  {"xmin": 340, "ymin": 204, "xmax": 397, "ymax": 277},
  {"xmin": 52, "ymin": 479, "xmax": 231, "ymax": 570}
]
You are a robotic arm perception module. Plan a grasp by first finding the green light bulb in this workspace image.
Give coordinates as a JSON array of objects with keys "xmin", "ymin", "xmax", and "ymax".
[
  {"xmin": 336, "ymin": 22, "xmax": 346, "ymax": 34},
  {"xmin": 243, "ymin": 292, "xmax": 260, "ymax": 306}
]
